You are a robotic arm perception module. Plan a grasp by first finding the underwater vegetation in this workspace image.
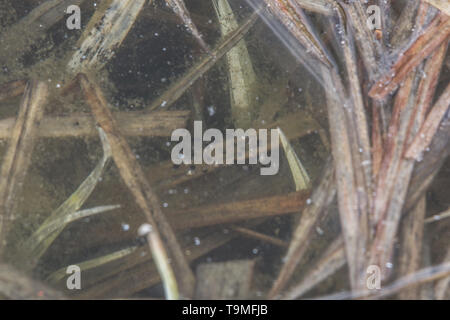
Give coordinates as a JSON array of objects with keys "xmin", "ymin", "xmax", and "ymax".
[{"xmin": 0, "ymin": 0, "xmax": 448, "ymax": 300}]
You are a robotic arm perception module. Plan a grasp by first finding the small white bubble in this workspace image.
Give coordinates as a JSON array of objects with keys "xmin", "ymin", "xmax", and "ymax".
[
  {"xmin": 138, "ymin": 223, "xmax": 152, "ymax": 236},
  {"xmin": 207, "ymin": 105, "xmax": 215, "ymax": 116},
  {"xmin": 316, "ymin": 227, "xmax": 324, "ymax": 235},
  {"xmin": 121, "ymin": 223, "xmax": 130, "ymax": 231}
]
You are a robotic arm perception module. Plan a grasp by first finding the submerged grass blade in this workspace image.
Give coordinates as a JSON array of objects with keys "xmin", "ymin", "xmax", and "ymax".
[
  {"xmin": 35, "ymin": 205, "xmax": 121, "ymax": 244},
  {"xmin": 278, "ymin": 127, "xmax": 311, "ymax": 191},
  {"xmin": 165, "ymin": 0, "xmax": 209, "ymax": 52},
  {"xmin": 148, "ymin": 10, "xmax": 259, "ymax": 110},
  {"xmin": 46, "ymin": 246, "xmax": 137, "ymax": 284},
  {"xmin": 15, "ymin": 127, "xmax": 112, "ymax": 270},
  {"xmin": 213, "ymin": 0, "xmax": 257, "ymax": 127}
]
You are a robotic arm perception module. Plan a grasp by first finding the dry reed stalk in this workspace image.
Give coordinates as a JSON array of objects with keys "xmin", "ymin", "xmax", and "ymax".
[
  {"xmin": 0, "ymin": 80, "xmax": 48, "ymax": 257},
  {"xmin": 409, "ymin": 40, "xmax": 449, "ymax": 127},
  {"xmin": 424, "ymin": 0, "xmax": 450, "ymax": 16},
  {"xmin": 369, "ymin": 14, "xmax": 450, "ymax": 100},
  {"xmin": 294, "ymin": 0, "xmax": 332, "ymax": 16},
  {"xmin": 282, "ymin": 236, "xmax": 345, "ymax": 300},
  {"xmin": 369, "ymin": 8, "xmax": 448, "ymax": 276},
  {"xmin": 230, "ymin": 226, "xmax": 288, "ymax": 248},
  {"xmin": 369, "ymin": 72, "xmax": 420, "ymax": 278},
  {"xmin": 262, "ymin": 0, "xmax": 332, "ymax": 67},
  {"xmin": 371, "ymin": 100, "xmax": 384, "ymax": 180},
  {"xmin": 397, "ymin": 196, "xmax": 426, "ymax": 299},
  {"xmin": 425, "ymin": 207, "xmax": 450, "ymax": 224},
  {"xmin": 268, "ymin": 158, "xmax": 335, "ymax": 298},
  {"xmin": 0, "ymin": 110, "xmax": 189, "ymax": 139},
  {"xmin": 377, "ymin": 0, "xmax": 392, "ymax": 47},
  {"xmin": 434, "ymin": 246, "xmax": 450, "ymax": 299},
  {"xmin": 337, "ymin": 6, "xmax": 374, "ymax": 221},
  {"xmin": 406, "ymin": 113, "xmax": 449, "ymax": 212},
  {"xmin": 322, "ymin": 64, "xmax": 371, "ymax": 290},
  {"xmin": 78, "ymin": 73, "xmax": 195, "ymax": 298},
  {"xmin": 314, "ymin": 262, "xmax": 450, "ymax": 300},
  {"xmin": 405, "ymin": 82, "xmax": 450, "ymax": 159},
  {"xmin": 241, "ymin": 0, "xmax": 449, "ymax": 298},
  {"xmin": 342, "ymin": 1, "xmax": 383, "ymax": 80},
  {"xmin": 167, "ymin": 191, "xmax": 310, "ymax": 230}
]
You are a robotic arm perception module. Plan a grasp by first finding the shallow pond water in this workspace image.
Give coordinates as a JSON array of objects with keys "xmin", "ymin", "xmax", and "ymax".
[{"xmin": 0, "ymin": 0, "xmax": 448, "ymax": 300}]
